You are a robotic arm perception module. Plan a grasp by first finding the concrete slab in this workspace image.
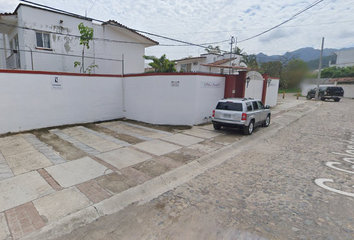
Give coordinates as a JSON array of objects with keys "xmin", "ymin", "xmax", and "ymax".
[
  {"xmin": 45, "ymin": 157, "xmax": 111, "ymax": 188},
  {"xmin": 0, "ymin": 135, "xmax": 53, "ymax": 175},
  {"xmin": 188, "ymin": 142, "xmax": 222, "ymax": 154},
  {"xmin": 23, "ymin": 134, "xmax": 66, "ymax": 165},
  {"xmin": 33, "ymin": 187, "xmax": 90, "ymax": 222},
  {"xmin": 0, "ymin": 152, "xmax": 13, "ymax": 181},
  {"xmin": 161, "ymin": 133, "xmax": 204, "ymax": 147},
  {"xmin": 77, "ymin": 126, "xmax": 130, "ymax": 147},
  {"xmin": 100, "ymin": 122, "xmax": 167, "ymax": 140},
  {"xmin": 183, "ymin": 128, "xmax": 222, "ymax": 139},
  {"xmin": 120, "ymin": 122, "xmax": 173, "ymax": 136},
  {"xmin": 96, "ymin": 148, "xmax": 152, "ymax": 169},
  {"xmin": 50, "ymin": 129, "xmax": 101, "ymax": 156},
  {"xmin": 134, "ymin": 140, "xmax": 181, "ymax": 156},
  {"xmin": 62, "ymin": 127, "xmax": 122, "ymax": 152},
  {"xmin": 96, "ymin": 172, "xmax": 136, "ymax": 194},
  {"xmin": 0, "ymin": 212, "xmax": 11, "ymax": 240},
  {"xmin": 0, "ymin": 171, "xmax": 54, "ymax": 212}
]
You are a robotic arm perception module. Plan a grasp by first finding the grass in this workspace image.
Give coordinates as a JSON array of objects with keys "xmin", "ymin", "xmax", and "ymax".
[{"xmin": 278, "ymin": 88, "xmax": 301, "ymax": 94}]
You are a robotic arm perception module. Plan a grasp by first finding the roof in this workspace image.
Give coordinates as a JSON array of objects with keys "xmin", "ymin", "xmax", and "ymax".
[
  {"xmin": 329, "ymin": 77, "xmax": 354, "ymax": 83},
  {"xmin": 102, "ymin": 20, "xmax": 158, "ymax": 45},
  {"xmin": 0, "ymin": 12, "xmax": 17, "ymax": 16},
  {"xmin": 174, "ymin": 56, "xmax": 206, "ymax": 62},
  {"xmin": 209, "ymin": 58, "xmax": 236, "ymax": 66}
]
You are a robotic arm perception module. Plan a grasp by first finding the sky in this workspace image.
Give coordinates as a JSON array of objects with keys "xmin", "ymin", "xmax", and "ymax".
[{"xmin": 1, "ymin": 0, "xmax": 354, "ymax": 60}]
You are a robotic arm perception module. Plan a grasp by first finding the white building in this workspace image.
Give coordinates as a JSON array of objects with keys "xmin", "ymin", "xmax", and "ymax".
[
  {"xmin": 329, "ymin": 49, "xmax": 354, "ymax": 68},
  {"xmin": 0, "ymin": 4, "xmax": 158, "ymax": 74},
  {"xmin": 175, "ymin": 52, "xmax": 247, "ymax": 74}
]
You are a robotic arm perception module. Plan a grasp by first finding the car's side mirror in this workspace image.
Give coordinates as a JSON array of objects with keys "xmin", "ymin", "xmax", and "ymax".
[{"xmin": 265, "ymin": 105, "xmax": 270, "ymax": 109}]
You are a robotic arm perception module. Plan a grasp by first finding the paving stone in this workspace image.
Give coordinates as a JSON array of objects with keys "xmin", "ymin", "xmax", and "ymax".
[
  {"xmin": 22, "ymin": 134, "xmax": 66, "ymax": 165},
  {"xmin": 0, "ymin": 171, "xmax": 53, "ymax": 212},
  {"xmin": 0, "ymin": 152, "xmax": 13, "ymax": 181},
  {"xmin": 99, "ymin": 123, "xmax": 154, "ymax": 141},
  {"xmin": 120, "ymin": 122, "xmax": 173, "ymax": 136},
  {"xmin": 0, "ymin": 136, "xmax": 53, "ymax": 175},
  {"xmin": 45, "ymin": 157, "xmax": 111, "ymax": 188},
  {"xmin": 96, "ymin": 172, "xmax": 136, "ymax": 194},
  {"xmin": 182, "ymin": 127, "xmax": 222, "ymax": 139},
  {"xmin": 37, "ymin": 169, "xmax": 63, "ymax": 191},
  {"xmin": 120, "ymin": 167, "xmax": 152, "ymax": 184},
  {"xmin": 134, "ymin": 140, "xmax": 181, "ymax": 156},
  {"xmin": 132, "ymin": 159, "xmax": 171, "ymax": 178},
  {"xmin": 0, "ymin": 212, "xmax": 11, "ymax": 240},
  {"xmin": 49, "ymin": 129, "xmax": 101, "ymax": 156},
  {"xmin": 153, "ymin": 156, "xmax": 184, "ymax": 169},
  {"xmin": 62, "ymin": 127, "xmax": 122, "ymax": 152},
  {"xmin": 161, "ymin": 133, "xmax": 204, "ymax": 147},
  {"xmin": 76, "ymin": 180, "xmax": 112, "ymax": 203},
  {"xmin": 77, "ymin": 126, "xmax": 131, "ymax": 147},
  {"xmin": 188, "ymin": 141, "xmax": 223, "ymax": 154},
  {"xmin": 96, "ymin": 148, "xmax": 152, "ymax": 169},
  {"xmin": 5, "ymin": 202, "xmax": 45, "ymax": 239},
  {"xmin": 33, "ymin": 187, "xmax": 90, "ymax": 223}
]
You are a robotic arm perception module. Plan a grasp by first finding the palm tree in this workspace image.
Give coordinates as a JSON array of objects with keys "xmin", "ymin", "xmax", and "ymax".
[
  {"xmin": 241, "ymin": 54, "xmax": 259, "ymax": 69},
  {"xmin": 205, "ymin": 45, "xmax": 221, "ymax": 53}
]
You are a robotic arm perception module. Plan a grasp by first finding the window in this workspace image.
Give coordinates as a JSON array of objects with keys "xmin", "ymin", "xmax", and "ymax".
[
  {"xmin": 216, "ymin": 102, "xmax": 242, "ymax": 111},
  {"xmin": 246, "ymin": 102, "xmax": 253, "ymax": 111},
  {"xmin": 257, "ymin": 101, "xmax": 264, "ymax": 109},
  {"xmin": 36, "ymin": 32, "xmax": 51, "ymax": 49},
  {"xmin": 252, "ymin": 101, "xmax": 259, "ymax": 110}
]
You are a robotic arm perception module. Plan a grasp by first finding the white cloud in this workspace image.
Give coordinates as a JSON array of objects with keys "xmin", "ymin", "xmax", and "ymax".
[{"xmin": 1, "ymin": 0, "xmax": 353, "ymax": 59}]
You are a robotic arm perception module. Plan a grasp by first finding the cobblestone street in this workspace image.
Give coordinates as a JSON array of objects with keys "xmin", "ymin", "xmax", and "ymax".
[{"xmin": 53, "ymin": 98, "xmax": 354, "ymax": 240}]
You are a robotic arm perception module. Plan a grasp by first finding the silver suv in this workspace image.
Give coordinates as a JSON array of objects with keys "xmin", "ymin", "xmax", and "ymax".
[{"xmin": 212, "ymin": 98, "xmax": 271, "ymax": 135}]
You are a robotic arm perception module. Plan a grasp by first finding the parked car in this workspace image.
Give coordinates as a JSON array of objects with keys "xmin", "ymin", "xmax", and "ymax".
[
  {"xmin": 306, "ymin": 86, "xmax": 344, "ymax": 102},
  {"xmin": 211, "ymin": 98, "xmax": 271, "ymax": 135}
]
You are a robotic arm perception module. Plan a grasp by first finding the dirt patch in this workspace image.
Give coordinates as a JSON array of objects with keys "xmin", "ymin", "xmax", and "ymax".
[
  {"xmin": 32, "ymin": 129, "xmax": 87, "ymax": 161},
  {"xmin": 120, "ymin": 119, "xmax": 192, "ymax": 133},
  {"xmin": 165, "ymin": 148, "xmax": 203, "ymax": 164},
  {"xmin": 85, "ymin": 124, "xmax": 143, "ymax": 145},
  {"xmin": 132, "ymin": 160, "xmax": 171, "ymax": 178},
  {"xmin": 96, "ymin": 172, "xmax": 136, "ymax": 194}
]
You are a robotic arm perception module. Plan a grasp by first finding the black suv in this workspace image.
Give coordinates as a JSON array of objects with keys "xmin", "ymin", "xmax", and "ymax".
[{"xmin": 306, "ymin": 86, "xmax": 344, "ymax": 102}]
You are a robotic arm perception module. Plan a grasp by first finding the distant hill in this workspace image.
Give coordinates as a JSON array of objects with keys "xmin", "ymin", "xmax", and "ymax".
[{"xmin": 256, "ymin": 47, "xmax": 354, "ymax": 69}]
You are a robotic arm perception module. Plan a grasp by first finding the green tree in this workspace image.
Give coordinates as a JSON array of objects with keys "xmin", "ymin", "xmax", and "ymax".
[
  {"xmin": 232, "ymin": 47, "xmax": 244, "ymax": 55},
  {"xmin": 321, "ymin": 66, "xmax": 354, "ymax": 78},
  {"xmin": 261, "ymin": 61, "xmax": 283, "ymax": 78},
  {"xmin": 74, "ymin": 22, "xmax": 97, "ymax": 73},
  {"xmin": 143, "ymin": 54, "xmax": 176, "ymax": 73},
  {"xmin": 241, "ymin": 54, "xmax": 258, "ymax": 69},
  {"xmin": 205, "ymin": 45, "xmax": 221, "ymax": 53},
  {"xmin": 281, "ymin": 59, "xmax": 308, "ymax": 89}
]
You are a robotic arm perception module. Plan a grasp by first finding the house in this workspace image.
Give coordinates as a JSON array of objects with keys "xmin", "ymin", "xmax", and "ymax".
[
  {"xmin": 175, "ymin": 52, "xmax": 248, "ymax": 74},
  {"xmin": 0, "ymin": 3, "xmax": 158, "ymax": 74},
  {"xmin": 329, "ymin": 49, "xmax": 354, "ymax": 68}
]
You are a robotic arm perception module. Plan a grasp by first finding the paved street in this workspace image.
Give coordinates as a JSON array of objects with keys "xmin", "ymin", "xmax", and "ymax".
[{"xmin": 51, "ymin": 97, "xmax": 354, "ymax": 240}]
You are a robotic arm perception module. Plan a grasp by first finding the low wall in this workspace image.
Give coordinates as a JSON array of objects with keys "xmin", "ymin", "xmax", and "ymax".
[
  {"xmin": 124, "ymin": 74, "xmax": 225, "ymax": 125},
  {"xmin": 0, "ymin": 71, "xmax": 124, "ymax": 134},
  {"xmin": 265, "ymin": 79, "xmax": 279, "ymax": 107},
  {"xmin": 339, "ymin": 84, "xmax": 354, "ymax": 98}
]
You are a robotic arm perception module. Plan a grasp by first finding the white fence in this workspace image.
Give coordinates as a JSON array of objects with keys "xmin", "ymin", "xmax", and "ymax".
[{"xmin": 0, "ymin": 71, "xmax": 225, "ymax": 134}]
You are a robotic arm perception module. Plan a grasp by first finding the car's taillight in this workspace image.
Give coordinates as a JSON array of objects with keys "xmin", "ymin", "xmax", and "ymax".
[
  {"xmin": 241, "ymin": 113, "xmax": 247, "ymax": 121},
  {"xmin": 212, "ymin": 110, "xmax": 215, "ymax": 118}
]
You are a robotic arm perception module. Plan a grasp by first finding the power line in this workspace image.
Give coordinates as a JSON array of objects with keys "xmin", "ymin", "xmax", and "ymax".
[{"xmin": 238, "ymin": 0, "xmax": 325, "ymax": 43}]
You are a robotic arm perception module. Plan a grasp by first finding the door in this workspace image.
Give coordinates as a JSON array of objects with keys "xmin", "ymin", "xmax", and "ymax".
[
  {"xmin": 258, "ymin": 101, "xmax": 267, "ymax": 121},
  {"xmin": 251, "ymin": 101, "xmax": 261, "ymax": 125}
]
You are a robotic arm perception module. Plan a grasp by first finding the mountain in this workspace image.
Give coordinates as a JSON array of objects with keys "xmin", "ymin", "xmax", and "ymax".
[{"xmin": 256, "ymin": 47, "xmax": 354, "ymax": 70}]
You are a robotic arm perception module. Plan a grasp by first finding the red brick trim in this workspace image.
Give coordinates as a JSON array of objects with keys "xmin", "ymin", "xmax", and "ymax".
[
  {"xmin": 124, "ymin": 72, "xmax": 225, "ymax": 77},
  {"xmin": 0, "ymin": 69, "xmax": 123, "ymax": 77}
]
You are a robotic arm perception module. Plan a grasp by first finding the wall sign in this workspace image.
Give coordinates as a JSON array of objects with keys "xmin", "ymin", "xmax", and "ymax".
[
  {"xmin": 201, "ymin": 82, "xmax": 221, "ymax": 88},
  {"xmin": 51, "ymin": 76, "xmax": 62, "ymax": 90},
  {"xmin": 171, "ymin": 81, "xmax": 179, "ymax": 87}
]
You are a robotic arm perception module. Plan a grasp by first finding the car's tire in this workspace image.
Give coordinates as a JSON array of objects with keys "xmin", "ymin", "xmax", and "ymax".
[
  {"xmin": 319, "ymin": 93, "xmax": 324, "ymax": 101},
  {"xmin": 243, "ymin": 120, "xmax": 254, "ymax": 135},
  {"xmin": 213, "ymin": 124, "xmax": 221, "ymax": 130},
  {"xmin": 263, "ymin": 114, "xmax": 271, "ymax": 127},
  {"xmin": 334, "ymin": 98, "xmax": 340, "ymax": 102},
  {"xmin": 306, "ymin": 94, "xmax": 311, "ymax": 100}
]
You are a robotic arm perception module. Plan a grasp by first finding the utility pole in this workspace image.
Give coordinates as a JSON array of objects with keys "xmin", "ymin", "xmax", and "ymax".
[
  {"xmin": 315, "ymin": 37, "xmax": 324, "ymax": 100},
  {"xmin": 229, "ymin": 36, "xmax": 235, "ymax": 74}
]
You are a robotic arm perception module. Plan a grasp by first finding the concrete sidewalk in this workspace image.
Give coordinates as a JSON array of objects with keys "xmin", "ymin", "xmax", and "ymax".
[{"xmin": 0, "ymin": 94, "xmax": 314, "ymax": 240}]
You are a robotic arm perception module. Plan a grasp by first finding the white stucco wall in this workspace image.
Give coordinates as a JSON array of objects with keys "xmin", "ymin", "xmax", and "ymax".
[
  {"xmin": 124, "ymin": 74, "xmax": 225, "ymax": 125},
  {"xmin": 5, "ymin": 4, "xmax": 154, "ymax": 74},
  {"xmin": 244, "ymin": 71, "xmax": 264, "ymax": 100},
  {"xmin": 0, "ymin": 72, "xmax": 123, "ymax": 134},
  {"xmin": 340, "ymin": 84, "xmax": 354, "ymax": 98},
  {"xmin": 265, "ymin": 79, "xmax": 279, "ymax": 107}
]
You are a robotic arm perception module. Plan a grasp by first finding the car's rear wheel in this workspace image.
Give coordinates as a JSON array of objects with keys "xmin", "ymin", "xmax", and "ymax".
[
  {"xmin": 306, "ymin": 94, "xmax": 311, "ymax": 100},
  {"xmin": 213, "ymin": 124, "xmax": 221, "ymax": 130},
  {"xmin": 334, "ymin": 98, "xmax": 340, "ymax": 102},
  {"xmin": 243, "ymin": 120, "xmax": 254, "ymax": 135},
  {"xmin": 263, "ymin": 114, "xmax": 270, "ymax": 127}
]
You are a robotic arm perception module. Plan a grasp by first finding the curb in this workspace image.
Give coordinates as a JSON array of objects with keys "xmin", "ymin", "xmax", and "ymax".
[{"xmin": 21, "ymin": 102, "xmax": 321, "ymax": 240}]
